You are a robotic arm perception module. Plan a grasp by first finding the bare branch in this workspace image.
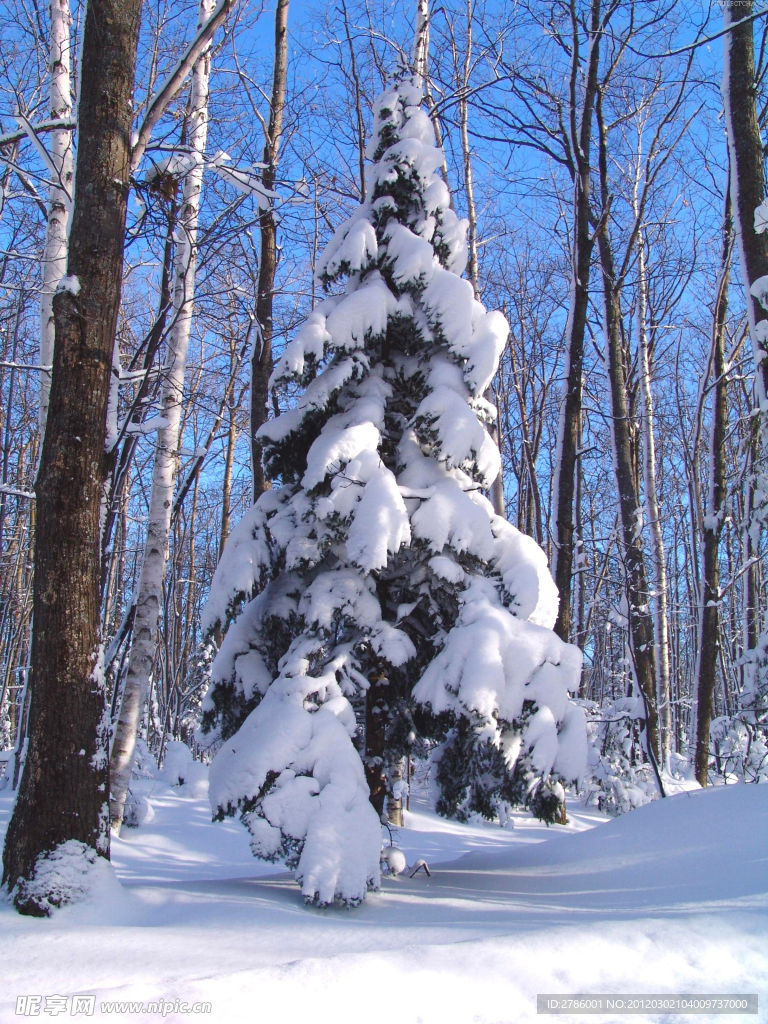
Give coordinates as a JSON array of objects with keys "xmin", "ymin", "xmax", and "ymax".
[{"xmin": 130, "ymin": 0, "xmax": 237, "ymax": 172}]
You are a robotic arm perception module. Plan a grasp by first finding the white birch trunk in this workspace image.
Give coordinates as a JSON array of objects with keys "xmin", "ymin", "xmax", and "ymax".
[
  {"xmin": 412, "ymin": 0, "xmax": 429, "ymax": 88},
  {"xmin": 109, "ymin": 0, "xmax": 215, "ymax": 832},
  {"xmin": 39, "ymin": 0, "xmax": 74, "ymax": 435},
  {"xmin": 636, "ymin": 227, "xmax": 672, "ymax": 767}
]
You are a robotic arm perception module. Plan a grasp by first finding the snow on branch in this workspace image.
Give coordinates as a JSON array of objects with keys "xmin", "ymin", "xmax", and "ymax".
[
  {"xmin": 14, "ymin": 114, "xmax": 72, "ymax": 201},
  {"xmin": 210, "ymin": 153, "xmax": 280, "ymax": 209},
  {"xmin": 0, "ymin": 362, "xmax": 52, "ymax": 372},
  {"xmin": 0, "ymin": 484, "xmax": 35, "ymax": 500},
  {"xmin": 0, "ymin": 118, "xmax": 76, "ymax": 150},
  {"xmin": 124, "ymin": 416, "xmax": 169, "ymax": 435}
]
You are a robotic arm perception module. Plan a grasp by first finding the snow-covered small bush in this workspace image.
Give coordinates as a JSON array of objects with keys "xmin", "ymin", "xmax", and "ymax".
[
  {"xmin": 200, "ymin": 76, "xmax": 586, "ymax": 906},
  {"xmin": 703, "ymin": 628, "xmax": 768, "ymax": 785},
  {"xmin": 160, "ymin": 740, "xmax": 208, "ymax": 797},
  {"xmin": 579, "ymin": 697, "xmax": 658, "ymax": 815},
  {"xmin": 709, "ymin": 714, "xmax": 768, "ymax": 784},
  {"xmin": 132, "ymin": 737, "xmax": 159, "ymax": 780}
]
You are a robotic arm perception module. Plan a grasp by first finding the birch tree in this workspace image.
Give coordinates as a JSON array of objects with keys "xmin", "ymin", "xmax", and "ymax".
[
  {"xmin": 109, "ymin": 0, "xmax": 217, "ymax": 833},
  {"xmin": 636, "ymin": 225, "xmax": 672, "ymax": 766},
  {"xmin": 37, "ymin": 0, "xmax": 74, "ymax": 436}
]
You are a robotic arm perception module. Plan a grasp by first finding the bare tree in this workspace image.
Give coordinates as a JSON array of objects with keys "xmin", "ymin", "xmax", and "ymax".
[
  {"xmin": 595, "ymin": 86, "xmax": 662, "ymax": 777},
  {"xmin": 110, "ymin": 0, "xmax": 218, "ymax": 834},
  {"xmin": 2, "ymin": 0, "xmax": 143, "ymax": 914},
  {"xmin": 723, "ymin": 0, "xmax": 768, "ymax": 405},
  {"xmin": 694, "ymin": 188, "xmax": 732, "ymax": 787},
  {"xmin": 37, "ymin": 0, "xmax": 74, "ymax": 436},
  {"xmin": 550, "ymin": 0, "xmax": 611, "ymax": 643},
  {"xmin": 250, "ymin": 0, "xmax": 290, "ymax": 499}
]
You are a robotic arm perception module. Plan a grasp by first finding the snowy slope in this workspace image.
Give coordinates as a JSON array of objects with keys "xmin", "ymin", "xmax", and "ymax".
[{"xmin": 1, "ymin": 783, "xmax": 765, "ymax": 1024}]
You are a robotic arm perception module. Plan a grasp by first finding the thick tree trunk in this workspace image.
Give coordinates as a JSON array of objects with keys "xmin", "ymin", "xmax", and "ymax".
[
  {"xmin": 552, "ymin": 0, "xmax": 602, "ymax": 642},
  {"xmin": 723, "ymin": 1, "xmax": 768, "ymax": 405},
  {"xmin": 723, "ymin": 2, "xmax": 768, "ymax": 742},
  {"xmin": 599, "ymin": 238, "xmax": 660, "ymax": 764},
  {"xmin": 2, "ymin": 0, "xmax": 142, "ymax": 914},
  {"xmin": 109, "ymin": 0, "xmax": 215, "ymax": 834},
  {"xmin": 38, "ymin": 0, "xmax": 74, "ymax": 437},
  {"xmin": 250, "ymin": 0, "xmax": 289, "ymax": 500},
  {"xmin": 596, "ymin": 98, "xmax": 661, "ymax": 771},
  {"xmin": 695, "ymin": 191, "xmax": 732, "ymax": 787}
]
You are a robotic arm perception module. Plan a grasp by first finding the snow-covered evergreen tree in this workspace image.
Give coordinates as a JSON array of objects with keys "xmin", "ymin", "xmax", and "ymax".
[{"xmin": 199, "ymin": 76, "xmax": 586, "ymax": 907}]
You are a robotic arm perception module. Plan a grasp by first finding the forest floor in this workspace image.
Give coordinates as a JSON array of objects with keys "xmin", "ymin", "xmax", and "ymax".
[{"xmin": 0, "ymin": 778, "xmax": 766, "ymax": 1024}]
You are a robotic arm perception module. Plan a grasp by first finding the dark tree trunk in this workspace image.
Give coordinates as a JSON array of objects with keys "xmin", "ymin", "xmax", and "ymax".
[
  {"xmin": 219, "ymin": 403, "xmax": 237, "ymax": 558},
  {"xmin": 552, "ymin": 0, "xmax": 602, "ymax": 642},
  {"xmin": 599, "ymin": 234, "xmax": 660, "ymax": 763},
  {"xmin": 695, "ymin": 190, "xmax": 732, "ymax": 787},
  {"xmin": 2, "ymin": 0, "xmax": 142, "ymax": 915},
  {"xmin": 364, "ymin": 671, "xmax": 388, "ymax": 820},
  {"xmin": 250, "ymin": 0, "xmax": 289, "ymax": 500},
  {"xmin": 595, "ymin": 92, "xmax": 661, "ymax": 769},
  {"xmin": 724, "ymin": 0, "xmax": 768, "ymax": 403}
]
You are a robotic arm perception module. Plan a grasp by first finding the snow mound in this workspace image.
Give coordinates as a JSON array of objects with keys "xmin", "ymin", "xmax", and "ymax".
[{"xmin": 12, "ymin": 841, "xmax": 120, "ymax": 918}]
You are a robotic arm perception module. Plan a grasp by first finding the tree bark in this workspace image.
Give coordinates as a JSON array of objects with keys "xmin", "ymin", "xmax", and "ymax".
[
  {"xmin": 413, "ymin": 0, "xmax": 429, "ymax": 87},
  {"xmin": 593, "ymin": 90, "xmax": 663, "ymax": 774},
  {"xmin": 364, "ymin": 670, "xmax": 388, "ymax": 820},
  {"xmin": 250, "ymin": 0, "xmax": 289, "ymax": 500},
  {"xmin": 695, "ymin": 190, "xmax": 732, "ymax": 787},
  {"xmin": 220, "ymin": 401, "xmax": 237, "ymax": 558},
  {"xmin": 595, "ymin": 91, "xmax": 661, "ymax": 771},
  {"xmin": 723, "ymin": 0, "xmax": 768, "ymax": 405},
  {"xmin": 38, "ymin": 0, "xmax": 74, "ymax": 437},
  {"xmin": 599, "ymin": 236, "xmax": 660, "ymax": 765},
  {"xmin": 552, "ymin": 0, "xmax": 602, "ymax": 642},
  {"xmin": 109, "ymin": 0, "xmax": 216, "ymax": 834},
  {"xmin": 2, "ymin": 0, "xmax": 142, "ymax": 913}
]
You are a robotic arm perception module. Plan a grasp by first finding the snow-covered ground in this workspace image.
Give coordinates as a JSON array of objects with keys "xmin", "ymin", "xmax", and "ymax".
[{"xmin": 1, "ymin": 782, "xmax": 765, "ymax": 1024}]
